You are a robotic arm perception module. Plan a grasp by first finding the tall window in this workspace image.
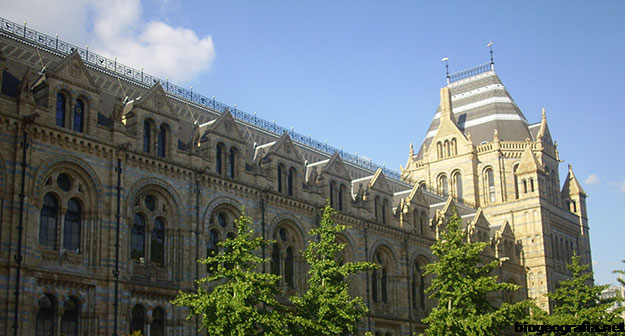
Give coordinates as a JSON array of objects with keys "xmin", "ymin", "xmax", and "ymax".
[
  {"xmin": 272, "ymin": 224, "xmax": 300, "ymax": 288},
  {"xmin": 485, "ymin": 168, "xmax": 496, "ymax": 203},
  {"xmin": 73, "ymin": 99, "xmax": 84, "ymax": 132},
  {"xmin": 277, "ymin": 164, "xmax": 285, "ymax": 193},
  {"xmin": 412, "ymin": 262, "xmax": 426, "ymax": 311},
  {"xmin": 56, "ymin": 93, "xmax": 66, "ymax": 127},
  {"xmin": 143, "ymin": 120, "xmax": 151, "ymax": 153},
  {"xmin": 513, "ymin": 164, "xmax": 519, "ymax": 199},
  {"xmin": 374, "ymin": 197, "xmax": 380, "ymax": 223},
  {"xmin": 437, "ymin": 142, "xmax": 442, "ymax": 159},
  {"xmin": 329, "ymin": 181, "xmax": 335, "ymax": 208},
  {"xmin": 372, "ymin": 251, "xmax": 390, "ymax": 304},
  {"xmin": 216, "ymin": 144, "xmax": 223, "ymax": 175},
  {"xmin": 453, "ymin": 172, "xmax": 463, "ymax": 202},
  {"xmin": 451, "ymin": 138, "xmax": 457, "ymax": 156},
  {"xmin": 438, "ymin": 174, "xmax": 448, "ymax": 197},
  {"xmin": 151, "ymin": 307, "xmax": 165, "ymax": 336},
  {"xmin": 207, "ymin": 229, "xmax": 219, "ymax": 273},
  {"xmin": 63, "ymin": 198, "xmax": 81, "ymax": 251},
  {"xmin": 129, "ymin": 305, "xmax": 145, "ymax": 335},
  {"xmin": 372, "ymin": 268, "xmax": 379, "ymax": 303},
  {"xmin": 151, "ymin": 217, "xmax": 165, "ymax": 266},
  {"xmin": 382, "ymin": 199, "xmax": 388, "ymax": 225},
  {"xmin": 285, "ymin": 246, "xmax": 295, "ymax": 288},
  {"xmin": 228, "ymin": 148, "xmax": 236, "ymax": 178},
  {"xmin": 288, "ymin": 168, "xmax": 295, "ymax": 196},
  {"xmin": 338, "ymin": 185, "xmax": 344, "ymax": 211},
  {"xmin": 40, "ymin": 194, "xmax": 59, "ymax": 249},
  {"xmin": 131, "ymin": 214, "xmax": 146, "ymax": 261},
  {"xmin": 36, "ymin": 295, "xmax": 55, "ymax": 336},
  {"xmin": 271, "ymin": 243, "xmax": 280, "ymax": 276},
  {"xmin": 208, "ymin": 209, "xmax": 238, "ymax": 273},
  {"xmin": 444, "ymin": 140, "xmax": 450, "ymax": 157},
  {"xmin": 157, "ymin": 125, "xmax": 166, "ymax": 157},
  {"xmin": 60, "ymin": 297, "xmax": 79, "ymax": 336}
]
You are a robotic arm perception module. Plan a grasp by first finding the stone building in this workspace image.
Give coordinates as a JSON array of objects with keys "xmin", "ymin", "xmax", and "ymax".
[{"xmin": 0, "ymin": 19, "xmax": 589, "ymax": 335}]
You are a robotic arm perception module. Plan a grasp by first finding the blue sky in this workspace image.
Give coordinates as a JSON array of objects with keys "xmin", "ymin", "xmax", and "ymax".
[{"xmin": 4, "ymin": 1, "xmax": 624, "ymax": 285}]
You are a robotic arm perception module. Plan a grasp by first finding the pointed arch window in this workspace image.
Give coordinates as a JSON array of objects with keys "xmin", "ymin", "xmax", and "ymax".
[
  {"xmin": 143, "ymin": 120, "xmax": 151, "ymax": 153},
  {"xmin": 63, "ymin": 198, "xmax": 81, "ymax": 251},
  {"xmin": 451, "ymin": 138, "xmax": 457, "ymax": 156},
  {"xmin": 277, "ymin": 164, "xmax": 284, "ymax": 193},
  {"xmin": 228, "ymin": 148, "xmax": 236, "ymax": 178},
  {"xmin": 285, "ymin": 246, "xmax": 295, "ymax": 288},
  {"xmin": 513, "ymin": 164, "xmax": 519, "ymax": 199},
  {"xmin": 437, "ymin": 142, "xmax": 443, "ymax": 159},
  {"xmin": 151, "ymin": 217, "xmax": 165, "ymax": 267},
  {"xmin": 485, "ymin": 168, "xmax": 495, "ymax": 203},
  {"xmin": 444, "ymin": 140, "xmax": 450, "ymax": 157},
  {"xmin": 56, "ymin": 93, "xmax": 66, "ymax": 127},
  {"xmin": 329, "ymin": 181, "xmax": 336, "ymax": 208},
  {"xmin": 288, "ymin": 167, "xmax": 295, "ymax": 196},
  {"xmin": 338, "ymin": 185, "xmax": 344, "ymax": 211},
  {"xmin": 36, "ymin": 294, "xmax": 55, "ymax": 336},
  {"xmin": 453, "ymin": 172, "xmax": 463, "ymax": 202},
  {"xmin": 151, "ymin": 307, "xmax": 165, "ymax": 336},
  {"xmin": 40, "ymin": 193, "xmax": 58, "ymax": 249},
  {"xmin": 131, "ymin": 214, "xmax": 146, "ymax": 261},
  {"xmin": 157, "ymin": 125, "xmax": 167, "ymax": 157},
  {"xmin": 129, "ymin": 305, "xmax": 145, "ymax": 335},
  {"xmin": 216, "ymin": 144, "xmax": 223, "ymax": 175},
  {"xmin": 438, "ymin": 174, "xmax": 448, "ymax": 197},
  {"xmin": 530, "ymin": 178, "xmax": 535, "ymax": 192},
  {"xmin": 73, "ymin": 99, "xmax": 84, "ymax": 132},
  {"xmin": 60, "ymin": 297, "xmax": 79, "ymax": 336}
]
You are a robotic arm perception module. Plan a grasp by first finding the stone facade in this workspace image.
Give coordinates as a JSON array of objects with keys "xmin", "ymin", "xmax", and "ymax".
[{"xmin": 0, "ymin": 26, "xmax": 587, "ymax": 336}]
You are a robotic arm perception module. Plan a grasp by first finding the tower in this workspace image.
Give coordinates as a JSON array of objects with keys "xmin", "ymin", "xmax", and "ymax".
[{"xmin": 401, "ymin": 64, "xmax": 592, "ymax": 311}]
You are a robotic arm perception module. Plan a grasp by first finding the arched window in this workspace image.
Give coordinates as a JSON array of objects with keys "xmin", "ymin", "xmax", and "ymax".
[
  {"xmin": 451, "ymin": 138, "xmax": 457, "ymax": 156},
  {"xmin": 40, "ymin": 193, "xmax": 59, "ymax": 249},
  {"xmin": 216, "ymin": 144, "xmax": 223, "ymax": 175},
  {"xmin": 207, "ymin": 229, "xmax": 219, "ymax": 273},
  {"xmin": 157, "ymin": 125, "xmax": 166, "ymax": 157},
  {"xmin": 73, "ymin": 99, "xmax": 84, "ymax": 132},
  {"xmin": 444, "ymin": 140, "xmax": 450, "ymax": 157},
  {"xmin": 288, "ymin": 167, "xmax": 295, "ymax": 196},
  {"xmin": 381, "ymin": 267, "xmax": 388, "ymax": 303},
  {"xmin": 530, "ymin": 178, "xmax": 535, "ymax": 192},
  {"xmin": 338, "ymin": 185, "xmax": 345, "ymax": 211},
  {"xmin": 36, "ymin": 294, "xmax": 55, "ymax": 336},
  {"xmin": 513, "ymin": 164, "xmax": 519, "ymax": 199},
  {"xmin": 285, "ymin": 246, "xmax": 294, "ymax": 288},
  {"xmin": 329, "ymin": 181, "xmax": 336, "ymax": 208},
  {"xmin": 371, "ymin": 268, "xmax": 379, "ymax": 303},
  {"xmin": 382, "ymin": 199, "xmax": 389, "ymax": 225},
  {"xmin": 418, "ymin": 181, "xmax": 427, "ymax": 191},
  {"xmin": 129, "ymin": 305, "xmax": 145, "ymax": 335},
  {"xmin": 228, "ymin": 148, "xmax": 236, "ymax": 178},
  {"xmin": 131, "ymin": 214, "xmax": 146, "ymax": 261},
  {"xmin": 56, "ymin": 93, "xmax": 66, "ymax": 127},
  {"xmin": 61, "ymin": 297, "xmax": 79, "ymax": 336},
  {"xmin": 143, "ymin": 120, "xmax": 151, "ymax": 153},
  {"xmin": 63, "ymin": 198, "xmax": 81, "ymax": 251},
  {"xmin": 437, "ymin": 142, "xmax": 442, "ymax": 159},
  {"xmin": 572, "ymin": 200, "xmax": 577, "ymax": 213},
  {"xmin": 151, "ymin": 217, "xmax": 165, "ymax": 267},
  {"xmin": 151, "ymin": 307, "xmax": 165, "ymax": 336},
  {"xmin": 453, "ymin": 172, "xmax": 463, "ymax": 202},
  {"xmin": 374, "ymin": 196, "xmax": 380, "ymax": 222},
  {"xmin": 438, "ymin": 174, "xmax": 448, "ymax": 197},
  {"xmin": 523, "ymin": 179, "xmax": 528, "ymax": 194},
  {"xmin": 277, "ymin": 164, "xmax": 284, "ymax": 193},
  {"xmin": 485, "ymin": 168, "xmax": 495, "ymax": 203},
  {"xmin": 271, "ymin": 243, "xmax": 280, "ymax": 276}
]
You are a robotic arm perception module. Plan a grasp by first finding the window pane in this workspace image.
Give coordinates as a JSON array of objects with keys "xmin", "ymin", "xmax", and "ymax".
[
  {"xmin": 73, "ymin": 99, "xmax": 84, "ymax": 132},
  {"xmin": 151, "ymin": 217, "xmax": 165, "ymax": 266},
  {"xmin": 40, "ymin": 194, "xmax": 58, "ymax": 249},
  {"xmin": 143, "ymin": 121, "xmax": 151, "ymax": 153},
  {"xmin": 56, "ymin": 93, "xmax": 66, "ymax": 127},
  {"xmin": 131, "ymin": 214, "xmax": 145, "ymax": 261},
  {"xmin": 63, "ymin": 198, "xmax": 81, "ymax": 251}
]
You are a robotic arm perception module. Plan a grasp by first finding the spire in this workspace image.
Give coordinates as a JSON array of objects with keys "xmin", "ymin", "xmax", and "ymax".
[
  {"xmin": 488, "ymin": 41, "xmax": 494, "ymax": 70},
  {"xmin": 562, "ymin": 164, "xmax": 586, "ymax": 196},
  {"xmin": 537, "ymin": 107, "xmax": 550, "ymax": 140},
  {"xmin": 409, "ymin": 142, "xmax": 414, "ymax": 157},
  {"xmin": 442, "ymin": 57, "xmax": 450, "ymax": 84},
  {"xmin": 517, "ymin": 142, "xmax": 542, "ymax": 174},
  {"xmin": 493, "ymin": 128, "xmax": 500, "ymax": 142}
]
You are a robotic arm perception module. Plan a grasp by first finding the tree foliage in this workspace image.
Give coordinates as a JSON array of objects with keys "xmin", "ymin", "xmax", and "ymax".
[
  {"xmin": 172, "ymin": 208, "xmax": 287, "ymax": 336},
  {"xmin": 423, "ymin": 208, "xmax": 530, "ymax": 336},
  {"xmin": 290, "ymin": 204, "xmax": 377, "ymax": 336},
  {"xmin": 528, "ymin": 253, "xmax": 624, "ymax": 335}
]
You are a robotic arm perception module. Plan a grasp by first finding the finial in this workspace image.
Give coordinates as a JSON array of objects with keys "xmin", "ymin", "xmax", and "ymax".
[
  {"xmin": 442, "ymin": 57, "xmax": 450, "ymax": 84},
  {"xmin": 409, "ymin": 142, "xmax": 414, "ymax": 156},
  {"xmin": 487, "ymin": 40, "xmax": 494, "ymax": 70},
  {"xmin": 494, "ymin": 128, "xmax": 499, "ymax": 141},
  {"xmin": 568, "ymin": 163, "xmax": 572, "ymax": 170},
  {"xmin": 542, "ymin": 107, "xmax": 546, "ymax": 120}
]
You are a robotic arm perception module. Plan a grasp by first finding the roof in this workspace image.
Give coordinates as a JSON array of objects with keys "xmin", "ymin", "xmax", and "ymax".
[{"xmin": 416, "ymin": 70, "xmax": 532, "ymax": 159}]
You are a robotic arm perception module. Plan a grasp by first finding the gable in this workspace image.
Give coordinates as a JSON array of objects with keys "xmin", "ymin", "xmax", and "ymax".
[
  {"xmin": 368, "ymin": 168, "xmax": 392, "ymax": 195},
  {"xmin": 266, "ymin": 133, "xmax": 305, "ymax": 164},
  {"xmin": 49, "ymin": 51, "xmax": 99, "ymax": 92},
  {"xmin": 135, "ymin": 83, "xmax": 179, "ymax": 121},
  {"xmin": 202, "ymin": 109, "xmax": 246, "ymax": 144},
  {"xmin": 321, "ymin": 153, "xmax": 351, "ymax": 181}
]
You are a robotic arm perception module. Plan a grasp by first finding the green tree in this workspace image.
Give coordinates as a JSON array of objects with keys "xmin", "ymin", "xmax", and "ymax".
[
  {"xmin": 290, "ymin": 204, "xmax": 377, "ymax": 336},
  {"xmin": 529, "ymin": 253, "xmax": 624, "ymax": 335},
  {"xmin": 614, "ymin": 258, "xmax": 625, "ymax": 287},
  {"xmin": 423, "ymin": 208, "xmax": 530, "ymax": 336},
  {"xmin": 172, "ymin": 208, "xmax": 287, "ymax": 336}
]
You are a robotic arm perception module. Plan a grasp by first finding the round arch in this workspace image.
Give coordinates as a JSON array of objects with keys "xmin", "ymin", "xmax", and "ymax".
[{"xmin": 125, "ymin": 177, "xmax": 182, "ymax": 224}]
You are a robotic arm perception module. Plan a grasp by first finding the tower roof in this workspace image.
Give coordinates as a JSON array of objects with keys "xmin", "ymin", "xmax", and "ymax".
[
  {"xmin": 562, "ymin": 164, "xmax": 586, "ymax": 196},
  {"xmin": 416, "ymin": 69, "xmax": 532, "ymax": 159}
]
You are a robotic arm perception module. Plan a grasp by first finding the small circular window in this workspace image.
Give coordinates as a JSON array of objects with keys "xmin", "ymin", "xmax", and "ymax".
[
  {"xmin": 144, "ymin": 195, "xmax": 156, "ymax": 211},
  {"xmin": 57, "ymin": 174, "xmax": 71, "ymax": 192}
]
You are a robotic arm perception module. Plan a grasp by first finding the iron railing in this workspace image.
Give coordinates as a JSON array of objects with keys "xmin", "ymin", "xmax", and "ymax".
[
  {"xmin": 0, "ymin": 17, "xmax": 401, "ymax": 180},
  {"xmin": 449, "ymin": 62, "xmax": 492, "ymax": 83}
]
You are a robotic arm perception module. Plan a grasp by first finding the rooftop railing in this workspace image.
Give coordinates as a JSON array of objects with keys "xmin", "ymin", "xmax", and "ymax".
[
  {"xmin": 0, "ymin": 17, "xmax": 401, "ymax": 181},
  {"xmin": 449, "ymin": 62, "xmax": 492, "ymax": 83}
]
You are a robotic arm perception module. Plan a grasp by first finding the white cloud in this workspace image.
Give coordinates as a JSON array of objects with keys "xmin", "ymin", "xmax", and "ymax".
[
  {"xmin": 584, "ymin": 174, "xmax": 600, "ymax": 185},
  {"xmin": 2, "ymin": 0, "xmax": 215, "ymax": 83},
  {"xmin": 620, "ymin": 181, "xmax": 625, "ymax": 192}
]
